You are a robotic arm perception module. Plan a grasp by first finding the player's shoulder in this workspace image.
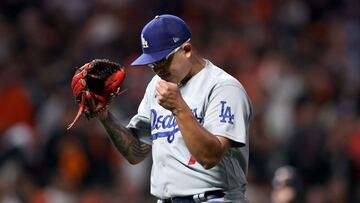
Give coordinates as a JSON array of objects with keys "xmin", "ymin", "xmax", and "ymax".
[
  {"xmin": 205, "ymin": 60, "xmax": 244, "ymax": 89},
  {"xmin": 149, "ymin": 75, "xmax": 161, "ymax": 85},
  {"xmin": 142, "ymin": 75, "xmax": 161, "ymax": 99}
]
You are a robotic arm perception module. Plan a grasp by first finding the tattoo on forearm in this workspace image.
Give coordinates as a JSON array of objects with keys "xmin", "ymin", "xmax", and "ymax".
[{"xmin": 100, "ymin": 113, "xmax": 151, "ymax": 163}]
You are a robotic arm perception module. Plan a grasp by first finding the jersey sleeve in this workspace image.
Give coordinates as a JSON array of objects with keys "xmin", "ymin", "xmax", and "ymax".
[
  {"xmin": 127, "ymin": 84, "xmax": 153, "ymax": 145},
  {"xmin": 203, "ymin": 83, "xmax": 252, "ymax": 146}
]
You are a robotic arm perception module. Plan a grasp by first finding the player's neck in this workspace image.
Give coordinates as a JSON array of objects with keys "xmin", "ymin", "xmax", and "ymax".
[
  {"xmin": 190, "ymin": 55, "xmax": 206, "ymax": 76},
  {"xmin": 179, "ymin": 56, "xmax": 206, "ymax": 87}
]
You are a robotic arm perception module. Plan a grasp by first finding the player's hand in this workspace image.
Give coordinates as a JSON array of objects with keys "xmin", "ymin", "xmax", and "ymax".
[{"xmin": 156, "ymin": 80, "xmax": 186, "ymax": 113}]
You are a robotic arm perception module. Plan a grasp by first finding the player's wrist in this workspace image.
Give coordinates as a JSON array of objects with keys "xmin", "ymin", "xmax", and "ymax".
[
  {"xmin": 172, "ymin": 107, "xmax": 185, "ymax": 116},
  {"xmin": 96, "ymin": 109, "xmax": 109, "ymax": 121},
  {"xmin": 172, "ymin": 102, "xmax": 191, "ymax": 117}
]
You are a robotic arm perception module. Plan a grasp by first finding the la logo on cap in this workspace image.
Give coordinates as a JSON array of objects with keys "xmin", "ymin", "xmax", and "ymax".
[
  {"xmin": 141, "ymin": 34, "xmax": 149, "ymax": 48},
  {"xmin": 173, "ymin": 37, "xmax": 180, "ymax": 43},
  {"xmin": 131, "ymin": 14, "xmax": 191, "ymax": 66}
]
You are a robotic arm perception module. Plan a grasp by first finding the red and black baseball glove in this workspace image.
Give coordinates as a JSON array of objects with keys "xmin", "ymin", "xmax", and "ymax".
[{"xmin": 67, "ymin": 59, "xmax": 126, "ymax": 130}]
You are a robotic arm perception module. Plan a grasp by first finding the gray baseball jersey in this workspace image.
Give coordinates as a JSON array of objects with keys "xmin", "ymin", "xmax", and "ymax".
[{"xmin": 127, "ymin": 60, "xmax": 252, "ymax": 202}]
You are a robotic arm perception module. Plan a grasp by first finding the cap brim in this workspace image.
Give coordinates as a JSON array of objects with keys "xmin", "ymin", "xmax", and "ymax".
[{"xmin": 131, "ymin": 48, "xmax": 174, "ymax": 66}]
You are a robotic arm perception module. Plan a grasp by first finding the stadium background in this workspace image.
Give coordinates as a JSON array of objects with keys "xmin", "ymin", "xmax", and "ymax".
[{"xmin": 0, "ymin": 0, "xmax": 359, "ymax": 202}]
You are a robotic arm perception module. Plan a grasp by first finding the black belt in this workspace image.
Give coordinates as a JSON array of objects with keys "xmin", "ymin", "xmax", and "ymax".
[{"xmin": 161, "ymin": 190, "xmax": 225, "ymax": 203}]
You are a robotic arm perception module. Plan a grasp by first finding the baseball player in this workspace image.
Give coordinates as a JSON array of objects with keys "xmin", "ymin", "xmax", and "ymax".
[{"xmin": 97, "ymin": 14, "xmax": 252, "ymax": 203}]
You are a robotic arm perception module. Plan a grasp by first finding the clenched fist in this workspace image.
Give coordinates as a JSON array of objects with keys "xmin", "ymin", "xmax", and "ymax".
[{"xmin": 156, "ymin": 80, "xmax": 187, "ymax": 114}]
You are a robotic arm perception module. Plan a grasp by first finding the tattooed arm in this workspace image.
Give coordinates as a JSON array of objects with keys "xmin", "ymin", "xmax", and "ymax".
[{"xmin": 97, "ymin": 110, "xmax": 151, "ymax": 164}]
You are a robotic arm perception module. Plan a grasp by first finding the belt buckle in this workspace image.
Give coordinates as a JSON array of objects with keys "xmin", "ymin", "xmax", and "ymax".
[
  {"xmin": 196, "ymin": 190, "xmax": 225, "ymax": 202},
  {"xmin": 193, "ymin": 193, "xmax": 206, "ymax": 203},
  {"xmin": 162, "ymin": 190, "xmax": 225, "ymax": 203}
]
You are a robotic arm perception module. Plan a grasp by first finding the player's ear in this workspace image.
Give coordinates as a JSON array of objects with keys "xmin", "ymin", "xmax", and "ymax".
[{"xmin": 183, "ymin": 43, "xmax": 192, "ymax": 58}]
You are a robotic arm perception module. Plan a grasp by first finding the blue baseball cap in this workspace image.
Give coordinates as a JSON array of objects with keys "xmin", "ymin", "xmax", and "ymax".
[{"xmin": 131, "ymin": 14, "xmax": 191, "ymax": 66}]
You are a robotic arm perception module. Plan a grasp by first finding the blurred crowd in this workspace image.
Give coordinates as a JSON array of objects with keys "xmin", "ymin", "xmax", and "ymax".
[{"xmin": 0, "ymin": 0, "xmax": 359, "ymax": 203}]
